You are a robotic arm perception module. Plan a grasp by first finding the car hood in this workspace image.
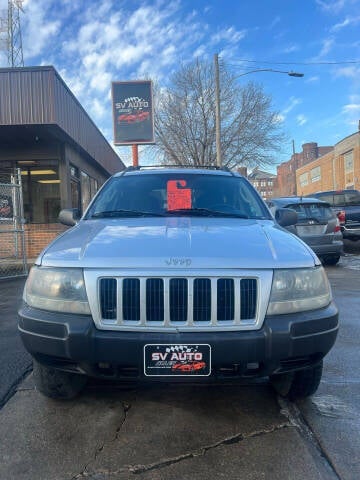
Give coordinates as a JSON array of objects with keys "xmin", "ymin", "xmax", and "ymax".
[{"xmin": 38, "ymin": 218, "xmax": 318, "ymax": 269}]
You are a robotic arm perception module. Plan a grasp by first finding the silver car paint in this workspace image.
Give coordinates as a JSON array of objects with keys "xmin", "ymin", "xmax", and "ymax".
[{"xmin": 37, "ymin": 217, "xmax": 319, "ymax": 269}]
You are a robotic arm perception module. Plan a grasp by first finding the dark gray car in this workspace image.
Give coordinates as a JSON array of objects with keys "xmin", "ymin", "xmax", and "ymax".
[{"xmin": 268, "ymin": 197, "xmax": 343, "ymax": 265}]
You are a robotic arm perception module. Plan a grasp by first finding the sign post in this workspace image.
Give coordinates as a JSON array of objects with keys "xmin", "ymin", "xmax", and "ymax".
[{"xmin": 112, "ymin": 80, "xmax": 155, "ymax": 167}]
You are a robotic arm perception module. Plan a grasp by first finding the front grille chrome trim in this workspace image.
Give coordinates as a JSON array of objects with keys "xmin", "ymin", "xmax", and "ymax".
[{"xmin": 85, "ymin": 269, "xmax": 273, "ymax": 332}]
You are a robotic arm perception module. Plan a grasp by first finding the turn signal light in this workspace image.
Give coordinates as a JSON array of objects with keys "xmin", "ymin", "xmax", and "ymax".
[{"xmin": 334, "ymin": 217, "xmax": 341, "ymax": 233}]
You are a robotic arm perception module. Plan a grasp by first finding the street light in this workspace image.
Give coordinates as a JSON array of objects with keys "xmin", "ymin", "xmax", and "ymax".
[
  {"xmin": 234, "ymin": 69, "xmax": 304, "ymax": 78},
  {"xmin": 213, "ymin": 54, "xmax": 304, "ymax": 167}
]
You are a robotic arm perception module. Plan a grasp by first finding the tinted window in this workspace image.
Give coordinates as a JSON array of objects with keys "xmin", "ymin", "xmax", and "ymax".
[
  {"xmin": 315, "ymin": 193, "xmax": 333, "ymax": 205},
  {"xmin": 333, "ymin": 194, "xmax": 346, "ymax": 206},
  {"xmin": 285, "ymin": 203, "xmax": 333, "ymax": 221},
  {"xmin": 86, "ymin": 173, "xmax": 271, "ymax": 219},
  {"xmin": 344, "ymin": 191, "xmax": 360, "ymax": 205}
]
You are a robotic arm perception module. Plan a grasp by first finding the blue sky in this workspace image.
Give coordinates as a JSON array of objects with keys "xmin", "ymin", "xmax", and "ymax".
[{"xmin": 1, "ymin": 0, "xmax": 360, "ymax": 169}]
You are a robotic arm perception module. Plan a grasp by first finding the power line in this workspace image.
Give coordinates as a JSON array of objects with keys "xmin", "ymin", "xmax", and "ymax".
[{"xmin": 226, "ymin": 59, "xmax": 360, "ymax": 66}]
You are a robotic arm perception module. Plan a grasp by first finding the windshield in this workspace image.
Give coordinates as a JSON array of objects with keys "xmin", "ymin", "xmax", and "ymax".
[{"xmin": 85, "ymin": 173, "xmax": 271, "ymax": 220}]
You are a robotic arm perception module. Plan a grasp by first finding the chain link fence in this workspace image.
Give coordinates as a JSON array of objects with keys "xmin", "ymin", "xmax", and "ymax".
[{"xmin": 0, "ymin": 168, "xmax": 28, "ymax": 278}]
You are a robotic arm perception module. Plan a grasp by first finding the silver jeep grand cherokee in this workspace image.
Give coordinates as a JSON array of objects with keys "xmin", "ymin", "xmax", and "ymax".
[{"xmin": 18, "ymin": 167, "xmax": 338, "ymax": 400}]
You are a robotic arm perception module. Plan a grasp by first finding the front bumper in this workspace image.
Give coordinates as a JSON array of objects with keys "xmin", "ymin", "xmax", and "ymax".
[{"xmin": 18, "ymin": 302, "xmax": 339, "ymax": 382}]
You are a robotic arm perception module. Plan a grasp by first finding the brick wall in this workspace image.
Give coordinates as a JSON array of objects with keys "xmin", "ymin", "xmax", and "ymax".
[
  {"xmin": 24, "ymin": 224, "xmax": 69, "ymax": 258},
  {"xmin": 1, "ymin": 222, "xmax": 69, "ymax": 262},
  {"xmin": 0, "ymin": 226, "xmax": 25, "ymax": 258}
]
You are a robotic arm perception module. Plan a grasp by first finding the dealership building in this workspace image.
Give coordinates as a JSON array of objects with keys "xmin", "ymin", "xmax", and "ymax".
[{"xmin": 0, "ymin": 66, "xmax": 124, "ymax": 259}]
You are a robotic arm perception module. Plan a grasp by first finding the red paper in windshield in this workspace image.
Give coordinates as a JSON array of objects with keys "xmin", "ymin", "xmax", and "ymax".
[{"xmin": 167, "ymin": 180, "xmax": 192, "ymax": 210}]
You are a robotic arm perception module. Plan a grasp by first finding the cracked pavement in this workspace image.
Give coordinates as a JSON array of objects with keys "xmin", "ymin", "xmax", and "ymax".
[{"xmin": 0, "ymin": 380, "xmax": 338, "ymax": 480}]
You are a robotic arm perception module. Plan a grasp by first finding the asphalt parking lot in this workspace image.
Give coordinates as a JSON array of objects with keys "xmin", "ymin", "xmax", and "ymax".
[{"xmin": 0, "ymin": 248, "xmax": 359, "ymax": 480}]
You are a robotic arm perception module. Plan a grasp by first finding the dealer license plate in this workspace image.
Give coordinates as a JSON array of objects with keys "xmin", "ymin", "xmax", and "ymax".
[{"xmin": 144, "ymin": 344, "xmax": 211, "ymax": 376}]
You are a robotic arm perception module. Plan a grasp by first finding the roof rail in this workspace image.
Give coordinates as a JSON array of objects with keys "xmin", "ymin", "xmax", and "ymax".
[{"xmin": 121, "ymin": 164, "xmax": 233, "ymax": 173}]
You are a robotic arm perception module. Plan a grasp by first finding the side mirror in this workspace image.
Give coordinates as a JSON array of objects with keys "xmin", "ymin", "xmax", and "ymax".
[
  {"xmin": 275, "ymin": 208, "xmax": 298, "ymax": 227},
  {"xmin": 58, "ymin": 208, "xmax": 80, "ymax": 226}
]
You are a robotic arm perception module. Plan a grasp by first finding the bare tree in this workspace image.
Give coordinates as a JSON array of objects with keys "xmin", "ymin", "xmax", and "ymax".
[{"xmin": 152, "ymin": 59, "xmax": 286, "ymax": 169}]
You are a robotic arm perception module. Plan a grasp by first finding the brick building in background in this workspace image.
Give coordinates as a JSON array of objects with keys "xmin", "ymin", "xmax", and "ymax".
[
  {"xmin": 296, "ymin": 130, "xmax": 360, "ymax": 195},
  {"xmin": 276, "ymin": 142, "xmax": 333, "ymax": 196},
  {"xmin": 247, "ymin": 168, "xmax": 277, "ymax": 200}
]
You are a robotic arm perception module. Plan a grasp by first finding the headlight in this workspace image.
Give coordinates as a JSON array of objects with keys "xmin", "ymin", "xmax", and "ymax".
[
  {"xmin": 24, "ymin": 266, "xmax": 90, "ymax": 314},
  {"xmin": 267, "ymin": 267, "xmax": 331, "ymax": 315}
]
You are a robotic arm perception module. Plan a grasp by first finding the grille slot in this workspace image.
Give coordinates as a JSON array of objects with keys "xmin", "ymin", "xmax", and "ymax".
[
  {"xmin": 123, "ymin": 278, "xmax": 140, "ymax": 320},
  {"xmin": 146, "ymin": 278, "xmax": 164, "ymax": 321},
  {"xmin": 170, "ymin": 278, "xmax": 188, "ymax": 322},
  {"xmin": 240, "ymin": 279, "xmax": 257, "ymax": 320},
  {"xmin": 193, "ymin": 278, "xmax": 211, "ymax": 321},
  {"xmin": 99, "ymin": 276, "xmax": 258, "ymax": 328},
  {"xmin": 100, "ymin": 278, "xmax": 117, "ymax": 319},
  {"xmin": 217, "ymin": 278, "xmax": 234, "ymax": 320}
]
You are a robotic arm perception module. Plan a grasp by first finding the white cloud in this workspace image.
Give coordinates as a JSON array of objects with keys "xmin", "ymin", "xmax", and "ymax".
[
  {"xmin": 281, "ymin": 44, "xmax": 300, "ymax": 54},
  {"xmin": 330, "ymin": 15, "xmax": 360, "ymax": 31},
  {"xmin": 317, "ymin": 37, "xmax": 335, "ymax": 57},
  {"xmin": 282, "ymin": 97, "xmax": 302, "ymax": 116},
  {"xmin": 333, "ymin": 66, "xmax": 360, "ymax": 78},
  {"xmin": 316, "ymin": 0, "xmax": 347, "ymax": 14},
  {"xmin": 342, "ymin": 103, "xmax": 360, "ymax": 113},
  {"xmin": 296, "ymin": 114, "xmax": 308, "ymax": 126},
  {"xmin": 269, "ymin": 16, "xmax": 281, "ymax": 29},
  {"xmin": 273, "ymin": 114, "xmax": 285, "ymax": 124},
  {"xmin": 22, "ymin": 1, "xmax": 61, "ymax": 58},
  {"xmin": 341, "ymin": 97, "xmax": 360, "ymax": 127},
  {"xmin": 90, "ymin": 98, "xmax": 107, "ymax": 119},
  {"xmin": 211, "ymin": 27, "xmax": 247, "ymax": 45},
  {"xmin": 305, "ymin": 76, "xmax": 320, "ymax": 83}
]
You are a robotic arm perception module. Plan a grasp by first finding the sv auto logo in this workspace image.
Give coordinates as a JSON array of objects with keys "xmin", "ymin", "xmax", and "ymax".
[{"xmin": 165, "ymin": 258, "xmax": 192, "ymax": 266}]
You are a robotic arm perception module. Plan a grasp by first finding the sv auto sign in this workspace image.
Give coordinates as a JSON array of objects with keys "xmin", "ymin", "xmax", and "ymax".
[{"xmin": 112, "ymin": 80, "xmax": 155, "ymax": 145}]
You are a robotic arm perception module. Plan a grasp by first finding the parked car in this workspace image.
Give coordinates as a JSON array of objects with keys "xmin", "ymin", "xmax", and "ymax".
[
  {"xmin": 18, "ymin": 167, "xmax": 338, "ymax": 401},
  {"xmin": 307, "ymin": 190, "xmax": 360, "ymax": 242},
  {"xmin": 267, "ymin": 197, "xmax": 343, "ymax": 265}
]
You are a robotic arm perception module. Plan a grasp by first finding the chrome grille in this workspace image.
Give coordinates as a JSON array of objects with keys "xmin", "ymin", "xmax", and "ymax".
[{"xmin": 98, "ymin": 276, "xmax": 258, "ymax": 328}]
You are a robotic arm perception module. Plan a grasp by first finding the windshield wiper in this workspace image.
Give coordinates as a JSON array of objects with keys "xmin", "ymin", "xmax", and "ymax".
[
  {"xmin": 91, "ymin": 210, "xmax": 165, "ymax": 218},
  {"xmin": 166, "ymin": 208, "xmax": 248, "ymax": 218}
]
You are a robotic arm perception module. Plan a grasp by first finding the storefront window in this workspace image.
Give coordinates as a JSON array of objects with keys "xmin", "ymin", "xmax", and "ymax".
[
  {"xmin": 81, "ymin": 171, "xmax": 91, "ymax": 212},
  {"xmin": 19, "ymin": 161, "xmax": 60, "ymax": 223},
  {"xmin": 70, "ymin": 165, "xmax": 81, "ymax": 211}
]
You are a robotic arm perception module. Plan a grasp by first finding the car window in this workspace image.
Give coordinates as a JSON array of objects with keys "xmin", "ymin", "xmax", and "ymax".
[
  {"xmin": 315, "ymin": 193, "xmax": 334, "ymax": 205},
  {"xmin": 285, "ymin": 203, "xmax": 333, "ymax": 221},
  {"xmin": 333, "ymin": 194, "xmax": 346, "ymax": 206},
  {"xmin": 85, "ymin": 173, "xmax": 271, "ymax": 219},
  {"xmin": 344, "ymin": 191, "xmax": 360, "ymax": 205}
]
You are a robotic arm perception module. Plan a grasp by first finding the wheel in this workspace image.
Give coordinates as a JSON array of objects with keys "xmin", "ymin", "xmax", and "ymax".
[
  {"xmin": 322, "ymin": 255, "xmax": 340, "ymax": 266},
  {"xmin": 33, "ymin": 360, "xmax": 87, "ymax": 400},
  {"xmin": 270, "ymin": 361, "xmax": 323, "ymax": 401}
]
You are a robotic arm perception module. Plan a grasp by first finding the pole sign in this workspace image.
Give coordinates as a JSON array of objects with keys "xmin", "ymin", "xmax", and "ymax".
[{"xmin": 112, "ymin": 80, "xmax": 155, "ymax": 145}]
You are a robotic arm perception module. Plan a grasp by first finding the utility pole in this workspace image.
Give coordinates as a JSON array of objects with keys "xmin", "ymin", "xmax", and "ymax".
[
  {"xmin": 0, "ymin": 0, "xmax": 24, "ymax": 67},
  {"xmin": 214, "ymin": 53, "xmax": 222, "ymax": 167}
]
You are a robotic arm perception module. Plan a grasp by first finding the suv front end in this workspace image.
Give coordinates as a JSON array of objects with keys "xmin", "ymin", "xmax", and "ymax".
[{"xmin": 18, "ymin": 168, "xmax": 338, "ymax": 399}]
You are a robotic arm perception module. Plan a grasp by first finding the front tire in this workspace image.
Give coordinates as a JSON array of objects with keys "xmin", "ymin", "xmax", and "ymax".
[
  {"xmin": 33, "ymin": 360, "xmax": 87, "ymax": 400},
  {"xmin": 270, "ymin": 361, "xmax": 323, "ymax": 401}
]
